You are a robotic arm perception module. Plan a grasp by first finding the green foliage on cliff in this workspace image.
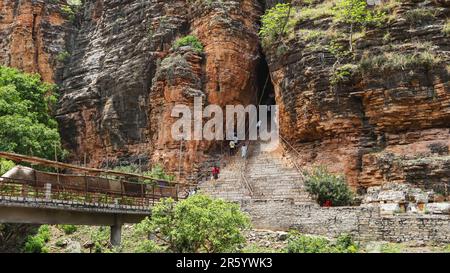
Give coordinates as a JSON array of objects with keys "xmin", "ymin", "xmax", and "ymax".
[
  {"xmin": 333, "ymin": 0, "xmax": 385, "ymax": 51},
  {"xmin": 304, "ymin": 166, "xmax": 354, "ymax": 206},
  {"xmin": 259, "ymin": 3, "xmax": 293, "ymax": 46},
  {"xmin": 359, "ymin": 50, "xmax": 442, "ymax": 74},
  {"xmin": 135, "ymin": 194, "xmax": 251, "ymax": 253},
  {"xmin": 286, "ymin": 232, "xmax": 358, "ymax": 253},
  {"xmin": 0, "ymin": 66, "xmax": 65, "ymax": 160},
  {"xmin": 330, "ymin": 63, "xmax": 358, "ymax": 85},
  {"xmin": 333, "ymin": 0, "xmax": 385, "ymax": 26},
  {"xmin": 173, "ymin": 35, "xmax": 204, "ymax": 53}
]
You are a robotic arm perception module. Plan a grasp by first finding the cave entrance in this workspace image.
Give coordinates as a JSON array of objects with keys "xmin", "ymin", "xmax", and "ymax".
[{"xmin": 256, "ymin": 54, "xmax": 276, "ymax": 132}]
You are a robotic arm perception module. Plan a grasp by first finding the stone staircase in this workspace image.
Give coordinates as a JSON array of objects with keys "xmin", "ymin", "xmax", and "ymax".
[{"xmin": 198, "ymin": 142, "xmax": 314, "ymax": 204}]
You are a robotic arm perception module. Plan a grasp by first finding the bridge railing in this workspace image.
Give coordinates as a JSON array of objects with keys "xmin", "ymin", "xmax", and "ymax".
[{"xmin": 0, "ymin": 176, "xmax": 189, "ymax": 209}]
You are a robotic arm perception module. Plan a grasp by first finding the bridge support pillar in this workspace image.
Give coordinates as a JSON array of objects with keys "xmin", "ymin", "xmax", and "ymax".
[{"xmin": 110, "ymin": 224, "xmax": 122, "ymax": 246}]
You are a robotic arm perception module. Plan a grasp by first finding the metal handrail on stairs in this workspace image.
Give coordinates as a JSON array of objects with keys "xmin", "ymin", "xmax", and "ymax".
[
  {"xmin": 240, "ymin": 142, "xmax": 254, "ymax": 196},
  {"xmin": 279, "ymin": 135, "xmax": 307, "ymax": 181}
]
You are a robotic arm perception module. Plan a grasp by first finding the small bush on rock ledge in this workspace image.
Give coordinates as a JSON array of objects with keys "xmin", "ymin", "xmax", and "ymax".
[
  {"xmin": 173, "ymin": 35, "xmax": 204, "ymax": 53},
  {"xmin": 304, "ymin": 166, "xmax": 354, "ymax": 206}
]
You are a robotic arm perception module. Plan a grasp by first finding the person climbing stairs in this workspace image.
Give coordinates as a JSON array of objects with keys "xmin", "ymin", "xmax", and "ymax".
[{"xmin": 198, "ymin": 141, "xmax": 314, "ymax": 204}]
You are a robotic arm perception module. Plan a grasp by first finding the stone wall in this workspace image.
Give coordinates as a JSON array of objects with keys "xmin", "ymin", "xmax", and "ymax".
[{"xmin": 242, "ymin": 199, "xmax": 450, "ymax": 243}]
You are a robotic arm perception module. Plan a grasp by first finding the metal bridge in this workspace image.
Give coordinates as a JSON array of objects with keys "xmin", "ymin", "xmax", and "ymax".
[{"xmin": 0, "ymin": 152, "xmax": 192, "ymax": 246}]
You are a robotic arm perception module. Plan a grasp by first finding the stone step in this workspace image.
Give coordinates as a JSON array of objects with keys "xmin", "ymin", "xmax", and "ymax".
[{"xmin": 199, "ymin": 142, "xmax": 314, "ymax": 204}]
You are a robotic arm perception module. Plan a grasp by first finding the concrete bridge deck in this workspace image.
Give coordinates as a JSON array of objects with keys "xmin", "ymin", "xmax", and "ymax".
[{"xmin": 0, "ymin": 195, "xmax": 152, "ymax": 246}]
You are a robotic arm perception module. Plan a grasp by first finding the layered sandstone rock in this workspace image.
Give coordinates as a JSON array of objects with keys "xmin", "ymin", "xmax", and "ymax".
[
  {"xmin": 264, "ymin": 0, "xmax": 449, "ymax": 191},
  {"xmin": 0, "ymin": 0, "xmax": 71, "ymax": 83},
  {"xmin": 149, "ymin": 0, "xmax": 263, "ymax": 178},
  {"xmin": 2, "ymin": 0, "xmax": 448, "ymax": 193},
  {"xmin": 55, "ymin": 0, "xmax": 262, "ymax": 180}
]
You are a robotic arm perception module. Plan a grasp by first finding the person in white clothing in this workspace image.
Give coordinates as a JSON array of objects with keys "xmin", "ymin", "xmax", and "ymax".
[{"xmin": 241, "ymin": 145, "xmax": 248, "ymax": 158}]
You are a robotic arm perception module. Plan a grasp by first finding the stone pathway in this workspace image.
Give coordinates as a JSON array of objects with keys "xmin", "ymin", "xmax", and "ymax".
[{"xmin": 198, "ymin": 142, "xmax": 313, "ymax": 204}]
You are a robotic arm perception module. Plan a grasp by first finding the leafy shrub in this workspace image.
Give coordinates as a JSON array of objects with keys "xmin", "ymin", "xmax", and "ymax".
[
  {"xmin": 333, "ymin": 0, "xmax": 386, "ymax": 26},
  {"xmin": 0, "ymin": 159, "xmax": 15, "ymax": 176},
  {"xmin": 136, "ymin": 194, "xmax": 251, "ymax": 253},
  {"xmin": 0, "ymin": 66, "xmax": 65, "ymax": 160},
  {"xmin": 134, "ymin": 240, "xmax": 165, "ymax": 253},
  {"xmin": 330, "ymin": 63, "xmax": 358, "ymax": 85},
  {"xmin": 56, "ymin": 51, "xmax": 70, "ymax": 62},
  {"xmin": 286, "ymin": 232, "xmax": 358, "ymax": 253},
  {"xmin": 59, "ymin": 224, "xmax": 77, "ymax": 235},
  {"xmin": 333, "ymin": 0, "xmax": 385, "ymax": 51},
  {"xmin": 334, "ymin": 234, "xmax": 358, "ymax": 253},
  {"xmin": 23, "ymin": 236, "xmax": 48, "ymax": 253},
  {"xmin": 23, "ymin": 225, "xmax": 51, "ymax": 253},
  {"xmin": 173, "ymin": 35, "xmax": 204, "ymax": 53},
  {"xmin": 259, "ymin": 3, "xmax": 292, "ymax": 46},
  {"xmin": 89, "ymin": 227, "xmax": 110, "ymax": 253},
  {"xmin": 286, "ymin": 232, "xmax": 331, "ymax": 253},
  {"xmin": 304, "ymin": 167, "xmax": 354, "ymax": 206},
  {"xmin": 146, "ymin": 164, "xmax": 175, "ymax": 182}
]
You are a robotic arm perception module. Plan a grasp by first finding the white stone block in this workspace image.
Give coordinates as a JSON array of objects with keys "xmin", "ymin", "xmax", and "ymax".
[
  {"xmin": 380, "ymin": 203, "xmax": 400, "ymax": 214},
  {"xmin": 426, "ymin": 203, "xmax": 450, "ymax": 215}
]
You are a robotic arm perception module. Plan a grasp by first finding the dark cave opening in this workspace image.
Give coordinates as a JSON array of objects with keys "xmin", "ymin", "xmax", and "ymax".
[
  {"xmin": 256, "ymin": 53, "xmax": 276, "ymax": 126},
  {"xmin": 257, "ymin": 54, "xmax": 275, "ymax": 106}
]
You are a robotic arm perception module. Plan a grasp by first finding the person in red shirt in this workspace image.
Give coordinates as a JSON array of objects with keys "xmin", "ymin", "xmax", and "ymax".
[{"xmin": 212, "ymin": 165, "xmax": 220, "ymax": 180}]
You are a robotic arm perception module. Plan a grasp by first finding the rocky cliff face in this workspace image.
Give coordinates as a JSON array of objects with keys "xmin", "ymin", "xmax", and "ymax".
[
  {"xmin": 263, "ymin": 0, "xmax": 449, "ymax": 192},
  {"xmin": 1, "ymin": 0, "xmax": 449, "ymax": 192},
  {"xmin": 55, "ymin": 0, "xmax": 262, "ymax": 179},
  {"xmin": 0, "ymin": 0, "xmax": 71, "ymax": 83}
]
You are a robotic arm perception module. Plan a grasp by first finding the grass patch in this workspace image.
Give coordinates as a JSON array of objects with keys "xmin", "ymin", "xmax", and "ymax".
[
  {"xmin": 330, "ymin": 63, "xmax": 358, "ymax": 85},
  {"xmin": 359, "ymin": 51, "xmax": 442, "ymax": 74},
  {"xmin": 295, "ymin": 1, "xmax": 335, "ymax": 22},
  {"xmin": 403, "ymin": 8, "xmax": 436, "ymax": 26}
]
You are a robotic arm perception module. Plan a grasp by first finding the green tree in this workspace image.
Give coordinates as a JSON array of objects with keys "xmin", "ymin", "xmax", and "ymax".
[
  {"xmin": 259, "ymin": 3, "xmax": 293, "ymax": 47},
  {"xmin": 304, "ymin": 166, "xmax": 354, "ymax": 206},
  {"xmin": 136, "ymin": 194, "xmax": 251, "ymax": 253},
  {"xmin": 333, "ymin": 0, "xmax": 385, "ymax": 51},
  {"xmin": 0, "ymin": 66, "xmax": 65, "ymax": 160}
]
